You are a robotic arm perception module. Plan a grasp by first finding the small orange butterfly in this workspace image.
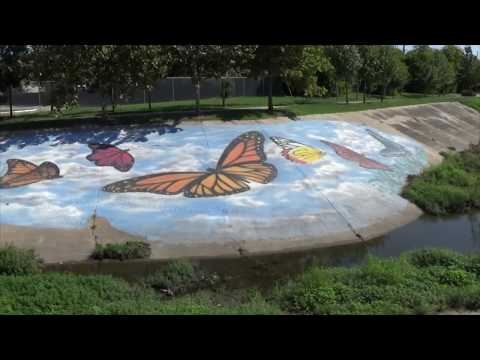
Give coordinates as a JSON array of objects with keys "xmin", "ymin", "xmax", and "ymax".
[
  {"xmin": 103, "ymin": 131, "xmax": 277, "ymax": 198},
  {"xmin": 0, "ymin": 159, "xmax": 61, "ymax": 189}
]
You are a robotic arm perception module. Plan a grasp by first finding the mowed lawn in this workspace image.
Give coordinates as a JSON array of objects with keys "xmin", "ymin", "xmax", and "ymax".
[{"xmin": 0, "ymin": 93, "xmax": 478, "ymax": 126}]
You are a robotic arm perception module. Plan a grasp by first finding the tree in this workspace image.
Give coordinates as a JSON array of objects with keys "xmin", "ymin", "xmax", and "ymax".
[
  {"xmin": 357, "ymin": 45, "xmax": 379, "ymax": 103},
  {"xmin": 248, "ymin": 45, "xmax": 304, "ymax": 111},
  {"xmin": 170, "ymin": 45, "xmax": 251, "ymax": 115},
  {"xmin": 0, "ymin": 45, "xmax": 29, "ymax": 118},
  {"xmin": 29, "ymin": 45, "xmax": 90, "ymax": 113},
  {"xmin": 457, "ymin": 46, "xmax": 480, "ymax": 93},
  {"xmin": 376, "ymin": 46, "xmax": 409, "ymax": 101},
  {"xmin": 283, "ymin": 46, "xmax": 332, "ymax": 98},
  {"xmin": 405, "ymin": 45, "xmax": 437, "ymax": 94},
  {"xmin": 84, "ymin": 45, "xmax": 134, "ymax": 115},
  {"xmin": 432, "ymin": 50, "xmax": 456, "ymax": 95},
  {"xmin": 128, "ymin": 45, "xmax": 170, "ymax": 112},
  {"xmin": 324, "ymin": 45, "xmax": 361, "ymax": 104},
  {"xmin": 442, "ymin": 45, "xmax": 464, "ymax": 92}
]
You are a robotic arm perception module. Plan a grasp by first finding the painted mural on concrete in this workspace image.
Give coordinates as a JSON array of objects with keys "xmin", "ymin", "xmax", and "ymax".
[
  {"xmin": 103, "ymin": 131, "xmax": 277, "ymax": 198},
  {"xmin": 0, "ymin": 119, "xmax": 428, "ymax": 245}
]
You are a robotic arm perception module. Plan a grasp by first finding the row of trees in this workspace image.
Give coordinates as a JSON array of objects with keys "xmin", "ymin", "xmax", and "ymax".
[{"xmin": 1, "ymin": 45, "xmax": 479, "ymax": 118}]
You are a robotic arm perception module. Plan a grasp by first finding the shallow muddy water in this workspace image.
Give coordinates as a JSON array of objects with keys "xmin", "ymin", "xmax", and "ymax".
[{"xmin": 44, "ymin": 211, "xmax": 480, "ymax": 290}]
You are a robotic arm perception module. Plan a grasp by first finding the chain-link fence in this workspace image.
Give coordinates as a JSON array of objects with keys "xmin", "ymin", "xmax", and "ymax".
[{"xmin": 2, "ymin": 77, "xmax": 287, "ymax": 107}]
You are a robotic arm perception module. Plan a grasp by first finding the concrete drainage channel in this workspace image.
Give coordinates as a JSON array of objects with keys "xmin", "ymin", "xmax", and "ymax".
[{"xmin": 0, "ymin": 102, "xmax": 479, "ymax": 267}]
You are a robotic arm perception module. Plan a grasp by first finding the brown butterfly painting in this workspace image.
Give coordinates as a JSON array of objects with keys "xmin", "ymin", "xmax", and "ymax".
[
  {"xmin": 103, "ymin": 131, "xmax": 277, "ymax": 198},
  {"xmin": 0, "ymin": 159, "xmax": 61, "ymax": 189}
]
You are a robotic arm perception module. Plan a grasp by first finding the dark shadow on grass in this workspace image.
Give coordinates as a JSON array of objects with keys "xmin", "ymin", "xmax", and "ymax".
[{"xmin": 0, "ymin": 107, "xmax": 298, "ymax": 132}]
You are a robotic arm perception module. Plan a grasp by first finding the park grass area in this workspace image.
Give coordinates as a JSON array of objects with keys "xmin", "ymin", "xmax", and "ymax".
[
  {"xmin": 402, "ymin": 143, "xmax": 480, "ymax": 215},
  {"xmin": 1, "ymin": 94, "xmax": 477, "ymax": 128},
  {"xmin": 2, "ymin": 245, "xmax": 480, "ymax": 315}
]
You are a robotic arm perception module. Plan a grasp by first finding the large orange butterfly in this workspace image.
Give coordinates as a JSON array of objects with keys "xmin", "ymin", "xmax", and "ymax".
[
  {"xmin": 0, "ymin": 159, "xmax": 61, "ymax": 189},
  {"xmin": 103, "ymin": 131, "xmax": 277, "ymax": 198}
]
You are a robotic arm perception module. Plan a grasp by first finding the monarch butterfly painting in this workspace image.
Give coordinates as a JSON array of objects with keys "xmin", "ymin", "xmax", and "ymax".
[
  {"xmin": 0, "ymin": 159, "xmax": 61, "ymax": 189},
  {"xmin": 103, "ymin": 131, "xmax": 277, "ymax": 198},
  {"xmin": 270, "ymin": 136, "xmax": 325, "ymax": 164}
]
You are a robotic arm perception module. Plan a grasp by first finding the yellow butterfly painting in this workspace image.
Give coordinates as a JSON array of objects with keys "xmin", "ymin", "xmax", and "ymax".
[{"xmin": 270, "ymin": 137, "xmax": 325, "ymax": 164}]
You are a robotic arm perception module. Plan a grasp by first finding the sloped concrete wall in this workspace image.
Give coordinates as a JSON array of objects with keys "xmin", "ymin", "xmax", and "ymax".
[{"xmin": 0, "ymin": 102, "xmax": 478, "ymax": 263}]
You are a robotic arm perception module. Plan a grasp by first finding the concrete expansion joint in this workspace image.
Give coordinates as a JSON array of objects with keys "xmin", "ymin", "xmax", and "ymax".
[{"xmin": 89, "ymin": 208, "xmax": 98, "ymax": 245}]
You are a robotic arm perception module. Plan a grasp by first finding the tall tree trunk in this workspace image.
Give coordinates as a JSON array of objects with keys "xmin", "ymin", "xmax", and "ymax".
[
  {"xmin": 111, "ymin": 86, "xmax": 116, "ymax": 112},
  {"xmin": 101, "ymin": 94, "xmax": 106, "ymax": 118},
  {"xmin": 345, "ymin": 82, "xmax": 349, "ymax": 104},
  {"xmin": 268, "ymin": 75, "xmax": 273, "ymax": 112},
  {"xmin": 381, "ymin": 84, "xmax": 386, "ymax": 102},
  {"xmin": 147, "ymin": 88, "xmax": 152, "ymax": 112},
  {"xmin": 8, "ymin": 85, "xmax": 13, "ymax": 118},
  {"xmin": 221, "ymin": 79, "xmax": 226, "ymax": 107},
  {"xmin": 194, "ymin": 79, "xmax": 201, "ymax": 115},
  {"xmin": 363, "ymin": 80, "xmax": 366, "ymax": 104}
]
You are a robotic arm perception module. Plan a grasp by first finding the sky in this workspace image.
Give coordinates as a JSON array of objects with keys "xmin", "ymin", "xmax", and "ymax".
[{"xmin": 399, "ymin": 45, "xmax": 480, "ymax": 56}]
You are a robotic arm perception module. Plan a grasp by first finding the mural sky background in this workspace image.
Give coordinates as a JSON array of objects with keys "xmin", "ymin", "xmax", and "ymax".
[{"xmin": 0, "ymin": 120, "xmax": 428, "ymax": 244}]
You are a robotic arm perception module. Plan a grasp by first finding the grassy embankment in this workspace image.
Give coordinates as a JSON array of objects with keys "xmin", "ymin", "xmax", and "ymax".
[
  {"xmin": 402, "ymin": 143, "xmax": 480, "ymax": 215},
  {"xmin": 2, "ymin": 245, "xmax": 480, "ymax": 315},
  {"xmin": 1, "ymin": 93, "xmax": 476, "ymax": 126}
]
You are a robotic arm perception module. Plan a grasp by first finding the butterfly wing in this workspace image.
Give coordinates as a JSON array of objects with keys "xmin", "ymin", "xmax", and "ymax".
[
  {"xmin": 321, "ymin": 140, "xmax": 392, "ymax": 171},
  {"xmin": 271, "ymin": 136, "xmax": 324, "ymax": 164},
  {"xmin": 102, "ymin": 172, "xmax": 208, "ymax": 194},
  {"xmin": 184, "ymin": 172, "xmax": 251, "ymax": 198},
  {"xmin": 216, "ymin": 131, "xmax": 268, "ymax": 169},
  {"xmin": 87, "ymin": 144, "xmax": 135, "ymax": 172},
  {"xmin": 0, "ymin": 159, "xmax": 38, "ymax": 188},
  {"xmin": 0, "ymin": 160, "xmax": 61, "ymax": 188},
  {"xmin": 215, "ymin": 131, "xmax": 277, "ymax": 185}
]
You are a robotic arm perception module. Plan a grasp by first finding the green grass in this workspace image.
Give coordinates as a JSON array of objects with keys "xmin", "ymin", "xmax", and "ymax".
[
  {"xmin": 1, "ymin": 93, "xmax": 477, "ymax": 128},
  {"xmin": 402, "ymin": 145, "xmax": 480, "ymax": 215},
  {"xmin": 2, "ymin": 246, "xmax": 480, "ymax": 314}
]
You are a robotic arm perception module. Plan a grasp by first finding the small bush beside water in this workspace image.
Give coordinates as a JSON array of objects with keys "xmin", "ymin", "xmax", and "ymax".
[
  {"xmin": 0, "ymin": 245, "xmax": 40, "ymax": 275},
  {"xmin": 91, "ymin": 241, "xmax": 151, "ymax": 261},
  {"xmin": 402, "ymin": 146, "xmax": 480, "ymax": 215},
  {"xmin": 144, "ymin": 259, "xmax": 220, "ymax": 296}
]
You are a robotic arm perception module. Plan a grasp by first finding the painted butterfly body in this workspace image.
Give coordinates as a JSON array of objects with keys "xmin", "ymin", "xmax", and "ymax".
[
  {"xmin": 270, "ymin": 136, "xmax": 325, "ymax": 164},
  {"xmin": 87, "ymin": 144, "xmax": 135, "ymax": 172},
  {"xmin": 103, "ymin": 131, "xmax": 277, "ymax": 198},
  {"xmin": 0, "ymin": 159, "xmax": 61, "ymax": 189},
  {"xmin": 320, "ymin": 140, "xmax": 392, "ymax": 171}
]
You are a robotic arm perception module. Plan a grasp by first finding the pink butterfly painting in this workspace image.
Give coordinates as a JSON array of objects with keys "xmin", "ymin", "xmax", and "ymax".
[
  {"xmin": 86, "ymin": 144, "xmax": 135, "ymax": 172},
  {"xmin": 320, "ymin": 140, "xmax": 392, "ymax": 171}
]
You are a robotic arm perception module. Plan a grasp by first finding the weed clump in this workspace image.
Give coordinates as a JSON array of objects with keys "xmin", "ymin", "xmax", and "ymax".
[
  {"xmin": 0, "ymin": 245, "xmax": 41, "ymax": 276},
  {"xmin": 91, "ymin": 241, "xmax": 151, "ymax": 261}
]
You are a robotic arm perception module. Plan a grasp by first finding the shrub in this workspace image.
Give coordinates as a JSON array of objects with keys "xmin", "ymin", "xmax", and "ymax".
[
  {"xmin": 461, "ymin": 89, "xmax": 476, "ymax": 97},
  {"xmin": 91, "ymin": 241, "xmax": 151, "ymax": 261},
  {"xmin": 144, "ymin": 259, "xmax": 220, "ymax": 296},
  {"xmin": 402, "ymin": 149, "xmax": 480, "ymax": 215},
  {"xmin": 405, "ymin": 248, "xmax": 465, "ymax": 268},
  {"xmin": 0, "ymin": 245, "xmax": 40, "ymax": 276},
  {"xmin": 427, "ymin": 267, "xmax": 475, "ymax": 286}
]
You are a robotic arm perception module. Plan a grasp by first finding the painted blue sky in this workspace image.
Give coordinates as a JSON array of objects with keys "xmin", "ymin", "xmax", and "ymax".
[{"xmin": 0, "ymin": 120, "xmax": 428, "ymax": 244}]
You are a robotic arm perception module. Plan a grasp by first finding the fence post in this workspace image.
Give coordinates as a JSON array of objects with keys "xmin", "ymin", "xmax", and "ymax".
[
  {"xmin": 171, "ymin": 78, "xmax": 175, "ymax": 101},
  {"xmin": 243, "ymin": 78, "xmax": 246, "ymax": 97}
]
